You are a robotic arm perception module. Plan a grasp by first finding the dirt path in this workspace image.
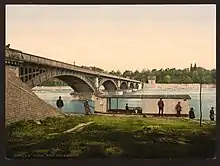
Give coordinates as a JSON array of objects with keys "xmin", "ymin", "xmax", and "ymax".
[
  {"xmin": 48, "ymin": 121, "xmax": 95, "ymax": 137},
  {"xmin": 95, "ymin": 113, "xmax": 143, "ymax": 117},
  {"xmin": 63, "ymin": 121, "xmax": 94, "ymax": 133}
]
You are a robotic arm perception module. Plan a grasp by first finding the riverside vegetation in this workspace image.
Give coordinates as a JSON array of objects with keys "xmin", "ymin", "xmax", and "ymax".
[
  {"xmin": 6, "ymin": 115, "xmax": 216, "ymax": 159},
  {"xmin": 42, "ymin": 63, "xmax": 216, "ymax": 86}
]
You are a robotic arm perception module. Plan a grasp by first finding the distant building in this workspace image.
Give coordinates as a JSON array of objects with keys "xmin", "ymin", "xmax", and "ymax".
[{"xmin": 147, "ymin": 76, "xmax": 156, "ymax": 84}]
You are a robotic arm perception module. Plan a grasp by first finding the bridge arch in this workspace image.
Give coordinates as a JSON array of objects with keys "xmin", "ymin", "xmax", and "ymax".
[
  {"xmin": 130, "ymin": 83, "xmax": 134, "ymax": 89},
  {"xmin": 135, "ymin": 83, "xmax": 139, "ymax": 89},
  {"xmin": 99, "ymin": 79, "xmax": 117, "ymax": 92},
  {"xmin": 120, "ymin": 81, "xmax": 128, "ymax": 90},
  {"xmin": 26, "ymin": 70, "xmax": 96, "ymax": 93}
]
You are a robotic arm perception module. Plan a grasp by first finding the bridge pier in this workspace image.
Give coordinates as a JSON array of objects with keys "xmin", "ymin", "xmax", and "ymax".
[
  {"xmin": 127, "ymin": 82, "xmax": 131, "ymax": 88},
  {"xmin": 117, "ymin": 80, "xmax": 121, "ymax": 89},
  {"xmin": 138, "ymin": 83, "xmax": 142, "ymax": 90},
  {"xmin": 95, "ymin": 77, "xmax": 99, "ymax": 91}
]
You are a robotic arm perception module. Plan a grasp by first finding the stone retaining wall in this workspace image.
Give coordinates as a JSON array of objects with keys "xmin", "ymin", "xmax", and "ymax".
[{"xmin": 5, "ymin": 66, "xmax": 64, "ymax": 124}]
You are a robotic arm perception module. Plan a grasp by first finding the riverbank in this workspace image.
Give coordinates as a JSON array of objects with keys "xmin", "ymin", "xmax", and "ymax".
[
  {"xmin": 6, "ymin": 115, "xmax": 216, "ymax": 159},
  {"xmin": 33, "ymin": 85, "xmax": 216, "ymax": 120}
]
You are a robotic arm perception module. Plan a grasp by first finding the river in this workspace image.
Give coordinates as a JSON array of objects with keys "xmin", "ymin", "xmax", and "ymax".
[{"xmin": 32, "ymin": 84, "xmax": 216, "ymax": 120}]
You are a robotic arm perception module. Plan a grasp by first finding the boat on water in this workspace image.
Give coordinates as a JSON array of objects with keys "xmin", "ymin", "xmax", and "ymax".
[{"xmin": 94, "ymin": 94, "xmax": 191, "ymax": 117}]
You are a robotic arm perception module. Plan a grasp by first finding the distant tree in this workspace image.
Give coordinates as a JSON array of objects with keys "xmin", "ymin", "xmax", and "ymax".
[
  {"xmin": 211, "ymin": 69, "xmax": 216, "ymax": 83},
  {"xmin": 133, "ymin": 70, "xmax": 142, "ymax": 81},
  {"xmin": 122, "ymin": 70, "xmax": 133, "ymax": 78},
  {"xmin": 109, "ymin": 70, "xmax": 116, "ymax": 75},
  {"xmin": 164, "ymin": 75, "xmax": 171, "ymax": 83},
  {"xmin": 42, "ymin": 78, "xmax": 67, "ymax": 86},
  {"xmin": 115, "ymin": 70, "xmax": 122, "ymax": 76},
  {"xmin": 65, "ymin": 65, "xmax": 216, "ymax": 85},
  {"xmin": 183, "ymin": 76, "xmax": 193, "ymax": 84}
]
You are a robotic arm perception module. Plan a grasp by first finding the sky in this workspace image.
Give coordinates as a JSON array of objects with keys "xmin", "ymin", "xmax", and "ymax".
[{"xmin": 6, "ymin": 5, "xmax": 216, "ymax": 72}]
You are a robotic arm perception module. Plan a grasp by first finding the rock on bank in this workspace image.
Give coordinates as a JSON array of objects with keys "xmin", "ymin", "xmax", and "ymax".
[{"xmin": 5, "ymin": 67, "xmax": 64, "ymax": 124}]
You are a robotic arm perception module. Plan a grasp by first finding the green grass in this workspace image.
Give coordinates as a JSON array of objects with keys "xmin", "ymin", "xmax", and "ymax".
[{"xmin": 6, "ymin": 115, "xmax": 216, "ymax": 159}]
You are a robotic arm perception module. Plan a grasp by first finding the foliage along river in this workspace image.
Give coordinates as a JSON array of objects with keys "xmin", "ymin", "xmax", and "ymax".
[{"xmin": 32, "ymin": 84, "xmax": 216, "ymax": 120}]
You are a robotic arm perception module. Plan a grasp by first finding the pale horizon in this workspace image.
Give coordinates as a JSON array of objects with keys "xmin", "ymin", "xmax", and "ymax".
[{"xmin": 6, "ymin": 5, "xmax": 216, "ymax": 72}]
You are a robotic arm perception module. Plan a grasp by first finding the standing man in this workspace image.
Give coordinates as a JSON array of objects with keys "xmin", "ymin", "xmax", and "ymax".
[
  {"xmin": 125, "ymin": 103, "xmax": 129, "ymax": 110},
  {"xmin": 175, "ymin": 102, "xmax": 182, "ymax": 117},
  {"xmin": 157, "ymin": 98, "xmax": 164, "ymax": 116},
  {"xmin": 209, "ymin": 107, "xmax": 215, "ymax": 121},
  {"xmin": 56, "ymin": 96, "xmax": 64, "ymax": 111},
  {"xmin": 84, "ymin": 100, "xmax": 94, "ymax": 115},
  {"xmin": 125, "ymin": 103, "xmax": 129, "ymax": 114}
]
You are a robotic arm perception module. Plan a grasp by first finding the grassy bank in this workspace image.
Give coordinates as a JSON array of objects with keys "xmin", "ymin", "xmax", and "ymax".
[{"xmin": 6, "ymin": 115, "xmax": 216, "ymax": 159}]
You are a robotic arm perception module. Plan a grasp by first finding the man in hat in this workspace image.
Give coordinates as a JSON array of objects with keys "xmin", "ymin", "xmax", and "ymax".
[
  {"xmin": 56, "ymin": 96, "xmax": 64, "ymax": 111},
  {"xmin": 157, "ymin": 98, "xmax": 164, "ymax": 116}
]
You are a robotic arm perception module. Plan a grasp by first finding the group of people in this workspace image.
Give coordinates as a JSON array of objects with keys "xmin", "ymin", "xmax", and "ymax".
[
  {"xmin": 188, "ymin": 107, "xmax": 215, "ymax": 121},
  {"xmin": 56, "ymin": 96, "xmax": 93, "ymax": 115},
  {"xmin": 56, "ymin": 96, "xmax": 215, "ymax": 121},
  {"xmin": 157, "ymin": 98, "xmax": 182, "ymax": 117},
  {"xmin": 157, "ymin": 98, "xmax": 215, "ymax": 121}
]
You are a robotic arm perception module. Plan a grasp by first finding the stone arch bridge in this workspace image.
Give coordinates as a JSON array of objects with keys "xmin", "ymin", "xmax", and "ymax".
[{"xmin": 5, "ymin": 47, "xmax": 144, "ymax": 93}]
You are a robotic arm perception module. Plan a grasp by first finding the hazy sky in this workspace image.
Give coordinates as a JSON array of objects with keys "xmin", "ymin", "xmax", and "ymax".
[{"xmin": 6, "ymin": 5, "xmax": 216, "ymax": 72}]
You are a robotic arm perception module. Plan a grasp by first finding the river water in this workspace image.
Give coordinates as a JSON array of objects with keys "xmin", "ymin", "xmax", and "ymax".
[{"xmin": 32, "ymin": 84, "xmax": 216, "ymax": 120}]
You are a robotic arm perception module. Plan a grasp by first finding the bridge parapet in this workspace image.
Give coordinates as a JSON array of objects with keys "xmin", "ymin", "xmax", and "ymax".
[
  {"xmin": 5, "ymin": 47, "xmax": 141, "ymax": 84},
  {"xmin": 5, "ymin": 47, "xmax": 144, "ymax": 92}
]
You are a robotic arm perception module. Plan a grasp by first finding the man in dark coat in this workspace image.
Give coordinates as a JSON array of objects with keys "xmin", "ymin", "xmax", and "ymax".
[
  {"xmin": 84, "ymin": 100, "xmax": 93, "ymax": 115},
  {"xmin": 125, "ymin": 103, "xmax": 129, "ymax": 114},
  {"xmin": 158, "ymin": 98, "xmax": 164, "ymax": 116},
  {"xmin": 175, "ymin": 101, "xmax": 182, "ymax": 117},
  {"xmin": 56, "ymin": 96, "xmax": 64, "ymax": 111},
  {"xmin": 210, "ymin": 107, "xmax": 215, "ymax": 121},
  {"xmin": 189, "ymin": 108, "xmax": 195, "ymax": 119}
]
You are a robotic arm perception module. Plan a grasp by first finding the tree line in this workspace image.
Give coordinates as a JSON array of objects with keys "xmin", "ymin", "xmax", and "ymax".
[
  {"xmin": 42, "ymin": 63, "xmax": 216, "ymax": 86},
  {"xmin": 42, "ymin": 78, "xmax": 67, "ymax": 86},
  {"xmin": 82, "ymin": 63, "xmax": 215, "ymax": 84}
]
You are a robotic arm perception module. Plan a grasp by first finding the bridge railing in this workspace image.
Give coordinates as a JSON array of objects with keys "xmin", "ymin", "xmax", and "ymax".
[{"xmin": 5, "ymin": 48, "xmax": 141, "ymax": 83}]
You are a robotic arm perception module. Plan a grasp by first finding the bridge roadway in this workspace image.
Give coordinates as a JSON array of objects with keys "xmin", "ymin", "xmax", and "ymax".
[{"xmin": 5, "ymin": 47, "xmax": 143, "ymax": 93}]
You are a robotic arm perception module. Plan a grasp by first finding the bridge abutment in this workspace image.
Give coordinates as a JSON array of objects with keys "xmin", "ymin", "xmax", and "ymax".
[
  {"xmin": 138, "ymin": 83, "xmax": 142, "ymax": 90},
  {"xmin": 117, "ymin": 80, "xmax": 121, "ymax": 89},
  {"xmin": 127, "ymin": 82, "xmax": 131, "ymax": 89},
  {"xmin": 6, "ymin": 65, "xmax": 19, "ymax": 77},
  {"xmin": 95, "ymin": 77, "xmax": 99, "ymax": 91}
]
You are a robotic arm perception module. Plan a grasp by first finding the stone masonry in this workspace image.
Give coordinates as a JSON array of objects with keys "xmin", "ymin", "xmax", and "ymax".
[{"xmin": 5, "ymin": 66, "xmax": 64, "ymax": 124}]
